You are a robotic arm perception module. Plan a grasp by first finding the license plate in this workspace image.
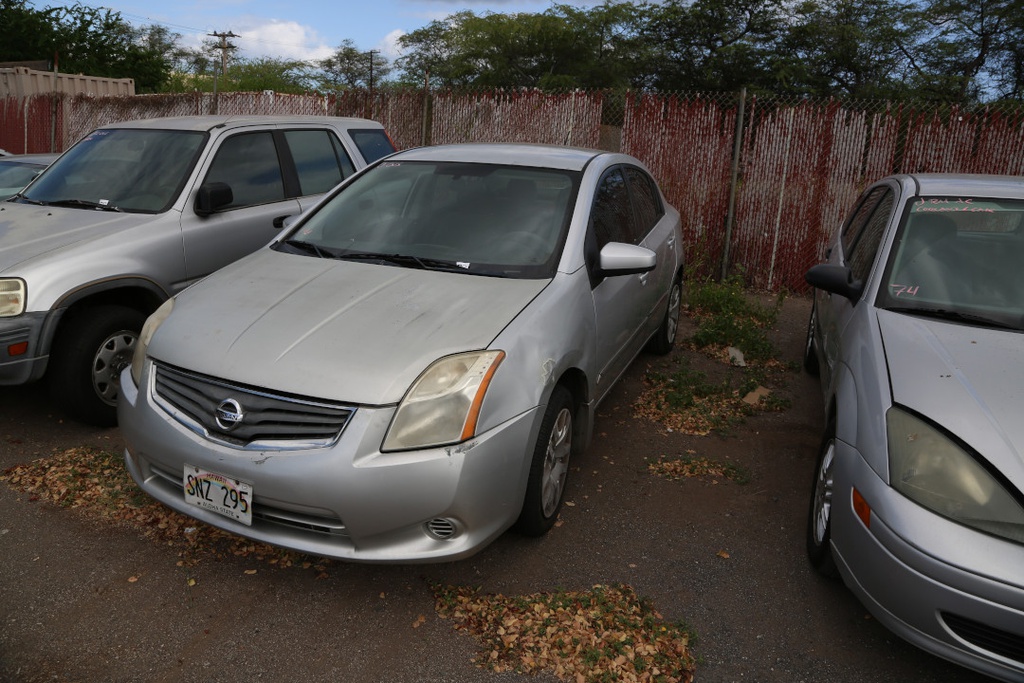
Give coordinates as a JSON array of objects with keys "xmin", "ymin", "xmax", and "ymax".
[{"xmin": 183, "ymin": 465, "xmax": 253, "ymax": 526}]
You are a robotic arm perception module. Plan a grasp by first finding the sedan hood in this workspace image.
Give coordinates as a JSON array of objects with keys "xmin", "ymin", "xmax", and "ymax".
[
  {"xmin": 0, "ymin": 203, "xmax": 153, "ymax": 271},
  {"xmin": 879, "ymin": 310, "xmax": 1024, "ymax": 475},
  {"xmin": 151, "ymin": 249, "xmax": 548, "ymax": 405}
]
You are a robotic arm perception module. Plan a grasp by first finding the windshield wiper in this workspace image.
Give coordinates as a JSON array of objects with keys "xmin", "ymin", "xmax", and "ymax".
[
  {"xmin": 884, "ymin": 305, "xmax": 1022, "ymax": 331},
  {"xmin": 10, "ymin": 193, "xmax": 47, "ymax": 205},
  {"xmin": 47, "ymin": 198, "xmax": 123, "ymax": 212},
  {"xmin": 282, "ymin": 239, "xmax": 334, "ymax": 259},
  {"xmin": 337, "ymin": 251, "xmax": 464, "ymax": 272}
]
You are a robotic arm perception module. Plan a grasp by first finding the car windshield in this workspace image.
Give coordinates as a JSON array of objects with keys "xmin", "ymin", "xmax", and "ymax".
[
  {"xmin": 278, "ymin": 160, "xmax": 580, "ymax": 279},
  {"xmin": 880, "ymin": 196, "xmax": 1024, "ymax": 330},
  {"xmin": 20, "ymin": 129, "xmax": 207, "ymax": 213},
  {"xmin": 0, "ymin": 160, "xmax": 45, "ymax": 198}
]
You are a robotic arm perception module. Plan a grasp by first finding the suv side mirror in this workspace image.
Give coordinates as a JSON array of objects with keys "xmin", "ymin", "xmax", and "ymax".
[
  {"xmin": 805, "ymin": 264, "xmax": 863, "ymax": 303},
  {"xmin": 194, "ymin": 182, "xmax": 233, "ymax": 217}
]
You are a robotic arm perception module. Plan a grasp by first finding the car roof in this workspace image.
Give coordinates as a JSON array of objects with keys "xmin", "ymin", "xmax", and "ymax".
[
  {"xmin": 97, "ymin": 115, "xmax": 384, "ymax": 133},
  {"xmin": 389, "ymin": 143, "xmax": 604, "ymax": 172},
  {"xmin": 0, "ymin": 153, "xmax": 59, "ymax": 165},
  {"xmin": 900, "ymin": 173, "xmax": 1024, "ymax": 200}
]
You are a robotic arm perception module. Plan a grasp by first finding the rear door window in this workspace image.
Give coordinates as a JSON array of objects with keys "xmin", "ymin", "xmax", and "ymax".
[{"xmin": 284, "ymin": 129, "xmax": 355, "ymax": 196}]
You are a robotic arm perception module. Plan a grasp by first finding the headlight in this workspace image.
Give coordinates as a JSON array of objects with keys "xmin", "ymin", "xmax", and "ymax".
[
  {"xmin": 888, "ymin": 407, "xmax": 1024, "ymax": 543},
  {"xmin": 0, "ymin": 279, "xmax": 26, "ymax": 317},
  {"xmin": 382, "ymin": 350, "xmax": 505, "ymax": 451},
  {"xmin": 129, "ymin": 298, "xmax": 174, "ymax": 385}
]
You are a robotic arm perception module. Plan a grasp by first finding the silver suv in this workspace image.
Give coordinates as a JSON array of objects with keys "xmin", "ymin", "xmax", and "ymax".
[{"xmin": 0, "ymin": 115, "xmax": 394, "ymax": 425}]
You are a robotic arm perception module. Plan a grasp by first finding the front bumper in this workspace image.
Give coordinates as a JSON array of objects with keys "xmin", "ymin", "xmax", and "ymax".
[
  {"xmin": 119, "ymin": 363, "xmax": 541, "ymax": 564},
  {"xmin": 832, "ymin": 439, "xmax": 1024, "ymax": 681},
  {"xmin": 0, "ymin": 311, "xmax": 52, "ymax": 385}
]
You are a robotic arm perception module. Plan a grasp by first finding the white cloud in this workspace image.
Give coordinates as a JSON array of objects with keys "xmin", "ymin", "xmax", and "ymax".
[
  {"xmin": 233, "ymin": 19, "xmax": 335, "ymax": 62},
  {"xmin": 378, "ymin": 29, "xmax": 406, "ymax": 61}
]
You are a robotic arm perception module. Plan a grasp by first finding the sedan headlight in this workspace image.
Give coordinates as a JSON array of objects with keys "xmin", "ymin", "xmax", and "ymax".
[
  {"xmin": 888, "ymin": 407, "xmax": 1024, "ymax": 543},
  {"xmin": 383, "ymin": 350, "xmax": 505, "ymax": 451},
  {"xmin": 0, "ymin": 279, "xmax": 26, "ymax": 317},
  {"xmin": 130, "ymin": 298, "xmax": 174, "ymax": 385}
]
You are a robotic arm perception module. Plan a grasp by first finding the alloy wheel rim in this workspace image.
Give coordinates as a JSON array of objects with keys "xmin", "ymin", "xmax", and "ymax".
[
  {"xmin": 93, "ymin": 330, "xmax": 138, "ymax": 405},
  {"xmin": 541, "ymin": 407, "xmax": 572, "ymax": 517},
  {"xmin": 666, "ymin": 282, "xmax": 681, "ymax": 344},
  {"xmin": 812, "ymin": 439, "xmax": 835, "ymax": 546}
]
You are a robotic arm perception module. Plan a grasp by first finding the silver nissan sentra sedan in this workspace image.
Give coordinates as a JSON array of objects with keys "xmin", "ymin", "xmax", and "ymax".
[
  {"xmin": 119, "ymin": 143, "xmax": 683, "ymax": 563},
  {"xmin": 803, "ymin": 174, "xmax": 1024, "ymax": 681}
]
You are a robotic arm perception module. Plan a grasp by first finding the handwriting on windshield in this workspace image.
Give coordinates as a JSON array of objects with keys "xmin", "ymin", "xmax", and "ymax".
[
  {"xmin": 890, "ymin": 284, "xmax": 919, "ymax": 297},
  {"xmin": 913, "ymin": 198, "xmax": 993, "ymax": 213}
]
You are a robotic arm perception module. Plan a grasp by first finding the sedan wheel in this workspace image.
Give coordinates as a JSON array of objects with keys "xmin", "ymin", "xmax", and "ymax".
[
  {"xmin": 803, "ymin": 304, "xmax": 819, "ymax": 376},
  {"xmin": 647, "ymin": 277, "xmax": 682, "ymax": 355},
  {"xmin": 515, "ymin": 386, "xmax": 575, "ymax": 536},
  {"xmin": 806, "ymin": 420, "xmax": 839, "ymax": 577}
]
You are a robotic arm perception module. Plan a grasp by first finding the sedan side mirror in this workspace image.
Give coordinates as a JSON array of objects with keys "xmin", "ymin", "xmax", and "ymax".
[
  {"xmin": 600, "ymin": 242, "xmax": 657, "ymax": 276},
  {"xmin": 194, "ymin": 182, "xmax": 233, "ymax": 217},
  {"xmin": 805, "ymin": 264, "xmax": 863, "ymax": 304}
]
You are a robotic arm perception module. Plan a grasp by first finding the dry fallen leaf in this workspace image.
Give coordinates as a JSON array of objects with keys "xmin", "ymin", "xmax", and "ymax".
[
  {"xmin": 127, "ymin": 575, "xmax": 139, "ymax": 583},
  {"xmin": 244, "ymin": 569, "xmax": 257, "ymax": 575},
  {"xmin": 412, "ymin": 614, "xmax": 427, "ymax": 629},
  {"xmin": 717, "ymin": 550, "xmax": 730, "ymax": 559}
]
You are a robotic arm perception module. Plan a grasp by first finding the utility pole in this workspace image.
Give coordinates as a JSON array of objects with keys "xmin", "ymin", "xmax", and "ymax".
[
  {"xmin": 209, "ymin": 31, "xmax": 239, "ymax": 74},
  {"xmin": 208, "ymin": 31, "xmax": 238, "ymax": 115},
  {"xmin": 367, "ymin": 49, "xmax": 380, "ymax": 119}
]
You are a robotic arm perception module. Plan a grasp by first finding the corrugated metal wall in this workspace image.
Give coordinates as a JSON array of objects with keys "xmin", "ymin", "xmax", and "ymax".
[{"xmin": 3, "ymin": 89, "xmax": 1024, "ymax": 291}]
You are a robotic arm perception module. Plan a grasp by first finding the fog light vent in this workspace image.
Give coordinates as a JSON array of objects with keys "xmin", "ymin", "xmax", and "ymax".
[{"xmin": 426, "ymin": 518, "xmax": 458, "ymax": 540}]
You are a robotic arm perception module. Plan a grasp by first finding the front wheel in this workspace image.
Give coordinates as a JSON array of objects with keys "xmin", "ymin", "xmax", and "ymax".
[
  {"xmin": 48, "ymin": 305, "xmax": 147, "ymax": 427},
  {"xmin": 806, "ymin": 419, "xmax": 839, "ymax": 578},
  {"xmin": 646, "ymin": 277, "xmax": 682, "ymax": 355},
  {"xmin": 515, "ymin": 386, "xmax": 575, "ymax": 537}
]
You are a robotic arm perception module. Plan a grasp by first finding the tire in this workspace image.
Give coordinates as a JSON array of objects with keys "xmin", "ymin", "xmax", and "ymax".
[
  {"xmin": 48, "ymin": 305, "xmax": 147, "ymax": 427},
  {"xmin": 803, "ymin": 303, "xmax": 820, "ymax": 376},
  {"xmin": 515, "ymin": 386, "xmax": 575, "ymax": 537},
  {"xmin": 806, "ymin": 419, "xmax": 840, "ymax": 578},
  {"xmin": 646, "ymin": 276, "xmax": 682, "ymax": 355}
]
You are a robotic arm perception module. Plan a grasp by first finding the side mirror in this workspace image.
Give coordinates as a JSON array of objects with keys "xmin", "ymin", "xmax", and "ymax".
[
  {"xmin": 599, "ymin": 242, "xmax": 657, "ymax": 276},
  {"xmin": 805, "ymin": 264, "xmax": 863, "ymax": 304},
  {"xmin": 194, "ymin": 182, "xmax": 233, "ymax": 217}
]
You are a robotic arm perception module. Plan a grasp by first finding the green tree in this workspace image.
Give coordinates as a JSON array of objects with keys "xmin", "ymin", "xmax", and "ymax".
[
  {"xmin": 315, "ymin": 39, "xmax": 392, "ymax": 91},
  {"xmin": 778, "ymin": 0, "xmax": 920, "ymax": 99}
]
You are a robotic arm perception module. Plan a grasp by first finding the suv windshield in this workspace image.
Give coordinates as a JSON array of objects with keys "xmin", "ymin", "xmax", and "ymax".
[
  {"xmin": 279, "ymin": 160, "xmax": 580, "ymax": 279},
  {"xmin": 21, "ymin": 129, "xmax": 207, "ymax": 213},
  {"xmin": 880, "ymin": 196, "xmax": 1024, "ymax": 330}
]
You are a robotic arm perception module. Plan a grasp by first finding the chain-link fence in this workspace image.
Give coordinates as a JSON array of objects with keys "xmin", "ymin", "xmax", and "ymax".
[{"xmin": 4, "ymin": 88, "xmax": 1024, "ymax": 291}]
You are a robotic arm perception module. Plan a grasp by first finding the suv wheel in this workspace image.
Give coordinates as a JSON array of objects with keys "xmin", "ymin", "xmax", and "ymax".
[{"xmin": 48, "ymin": 305, "xmax": 147, "ymax": 427}]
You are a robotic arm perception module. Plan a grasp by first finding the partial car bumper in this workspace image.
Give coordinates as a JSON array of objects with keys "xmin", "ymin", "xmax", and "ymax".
[
  {"xmin": 119, "ymin": 365, "xmax": 540, "ymax": 564},
  {"xmin": 0, "ymin": 312, "xmax": 51, "ymax": 385},
  {"xmin": 832, "ymin": 440, "xmax": 1024, "ymax": 681}
]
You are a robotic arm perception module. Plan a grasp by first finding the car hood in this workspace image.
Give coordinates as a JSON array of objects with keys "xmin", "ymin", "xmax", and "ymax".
[
  {"xmin": 0, "ymin": 203, "xmax": 154, "ymax": 272},
  {"xmin": 151, "ymin": 250, "xmax": 549, "ymax": 405},
  {"xmin": 879, "ymin": 309, "xmax": 1023, "ymax": 476}
]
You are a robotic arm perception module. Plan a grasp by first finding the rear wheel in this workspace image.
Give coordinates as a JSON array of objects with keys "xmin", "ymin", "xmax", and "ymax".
[
  {"xmin": 803, "ymin": 304, "xmax": 820, "ymax": 376},
  {"xmin": 515, "ymin": 386, "xmax": 575, "ymax": 537},
  {"xmin": 48, "ymin": 305, "xmax": 147, "ymax": 427},
  {"xmin": 647, "ymin": 276, "xmax": 682, "ymax": 355},
  {"xmin": 806, "ymin": 419, "xmax": 839, "ymax": 578}
]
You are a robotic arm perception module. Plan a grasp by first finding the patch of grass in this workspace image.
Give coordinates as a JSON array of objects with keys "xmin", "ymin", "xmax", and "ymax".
[
  {"xmin": 685, "ymin": 274, "xmax": 784, "ymax": 364},
  {"xmin": 433, "ymin": 582, "xmax": 695, "ymax": 683}
]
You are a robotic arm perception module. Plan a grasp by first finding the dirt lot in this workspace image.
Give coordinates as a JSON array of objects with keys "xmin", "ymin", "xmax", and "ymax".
[{"xmin": 0, "ymin": 295, "xmax": 993, "ymax": 683}]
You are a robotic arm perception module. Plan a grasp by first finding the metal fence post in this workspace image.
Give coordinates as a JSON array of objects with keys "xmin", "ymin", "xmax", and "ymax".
[{"xmin": 721, "ymin": 87, "xmax": 746, "ymax": 281}]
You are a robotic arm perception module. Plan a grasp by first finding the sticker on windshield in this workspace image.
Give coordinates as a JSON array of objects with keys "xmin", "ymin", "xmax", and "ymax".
[
  {"xmin": 912, "ymin": 198, "xmax": 995, "ymax": 214},
  {"xmin": 890, "ymin": 284, "xmax": 919, "ymax": 297}
]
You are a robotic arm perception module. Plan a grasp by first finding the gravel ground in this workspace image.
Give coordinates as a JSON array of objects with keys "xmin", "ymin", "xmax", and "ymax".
[{"xmin": 0, "ymin": 294, "xmax": 995, "ymax": 683}]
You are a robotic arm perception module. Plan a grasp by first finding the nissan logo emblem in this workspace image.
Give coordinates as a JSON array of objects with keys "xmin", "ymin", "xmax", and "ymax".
[{"xmin": 215, "ymin": 398, "xmax": 244, "ymax": 431}]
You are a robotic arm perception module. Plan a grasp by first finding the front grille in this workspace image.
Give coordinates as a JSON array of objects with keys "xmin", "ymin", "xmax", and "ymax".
[
  {"xmin": 153, "ymin": 363, "xmax": 354, "ymax": 448},
  {"xmin": 942, "ymin": 612, "xmax": 1024, "ymax": 665}
]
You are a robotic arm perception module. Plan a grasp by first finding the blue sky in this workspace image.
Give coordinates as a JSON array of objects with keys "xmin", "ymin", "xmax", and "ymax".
[{"xmin": 88, "ymin": 0, "xmax": 602, "ymax": 65}]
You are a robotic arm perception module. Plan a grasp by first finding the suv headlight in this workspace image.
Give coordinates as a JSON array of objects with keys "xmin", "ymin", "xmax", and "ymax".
[
  {"xmin": 130, "ymin": 298, "xmax": 174, "ymax": 385},
  {"xmin": 888, "ymin": 407, "xmax": 1024, "ymax": 543},
  {"xmin": 383, "ymin": 350, "xmax": 505, "ymax": 451},
  {"xmin": 0, "ymin": 279, "xmax": 26, "ymax": 317}
]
